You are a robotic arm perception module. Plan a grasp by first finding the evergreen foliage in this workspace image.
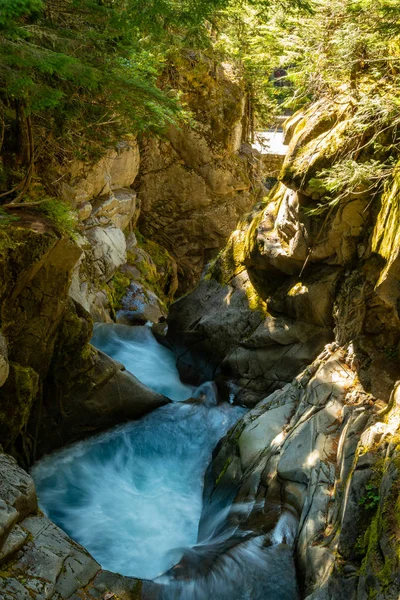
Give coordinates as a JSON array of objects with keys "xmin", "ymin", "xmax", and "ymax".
[
  {"xmin": 3, "ymin": 0, "xmax": 398, "ymax": 208},
  {"xmin": 0, "ymin": 0, "xmax": 308, "ymax": 205},
  {"xmin": 270, "ymin": 0, "xmax": 400, "ymax": 208},
  {"xmin": 0, "ymin": 0, "xmax": 234, "ymax": 203}
]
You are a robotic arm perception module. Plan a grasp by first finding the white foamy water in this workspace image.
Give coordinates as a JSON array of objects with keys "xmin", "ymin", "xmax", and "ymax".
[
  {"xmin": 32, "ymin": 324, "xmax": 299, "ymax": 598},
  {"xmin": 32, "ymin": 401, "xmax": 244, "ymax": 579},
  {"xmin": 91, "ymin": 323, "xmax": 195, "ymax": 401},
  {"xmin": 32, "ymin": 324, "xmax": 245, "ymax": 579},
  {"xmin": 150, "ymin": 510, "xmax": 299, "ymax": 600}
]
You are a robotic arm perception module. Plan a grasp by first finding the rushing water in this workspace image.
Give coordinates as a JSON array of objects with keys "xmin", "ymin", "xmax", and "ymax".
[
  {"xmin": 32, "ymin": 324, "xmax": 299, "ymax": 598},
  {"xmin": 91, "ymin": 323, "xmax": 195, "ymax": 401}
]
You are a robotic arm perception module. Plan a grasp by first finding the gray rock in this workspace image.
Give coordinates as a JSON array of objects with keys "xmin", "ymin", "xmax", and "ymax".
[
  {"xmin": 90, "ymin": 188, "xmax": 138, "ymax": 231},
  {"xmin": 0, "ymin": 524, "xmax": 28, "ymax": 561},
  {"xmin": 85, "ymin": 225, "xmax": 127, "ymax": 283},
  {"xmin": 35, "ymin": 349, "xmax": 170, "ymax": 457},
  {"xmin": 0, "ymin": 577, "xmax": 32, "ymax": 600},
  {"xmin": 0, "ymin": 454, "xmax": 37, "ymax": 522},
  {"xmin": 8, "ymin": 514, "xmax": 100, "ymax": 599}
]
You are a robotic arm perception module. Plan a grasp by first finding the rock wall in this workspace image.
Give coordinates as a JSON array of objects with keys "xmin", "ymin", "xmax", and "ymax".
[
  {"xmin": 136, "ymin": 59, "xmax": 262, "ymax": 292},
  {"xmin": 0, "ymin": 216, "xmax": 169, "ymax": 464},
  {"xmin": 166, "ymin": 97, "xmax": 400, "ymax": 598},
  {"xmin": 0, "ymin": 56, "xmax": 262, "ymax": 463}
]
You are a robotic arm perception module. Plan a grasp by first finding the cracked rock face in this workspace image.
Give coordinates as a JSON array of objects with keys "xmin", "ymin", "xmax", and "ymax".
[
  {"xmin": 164, "ymin": 98, "xmax": 400, "ymax": 599},
  {"xmin": 208, "ymin": 348, "xmax": 400, "ymax": 599},
  {"xmin": 0, "ymin": 453, "xmax": 143, "ymax": 600}
]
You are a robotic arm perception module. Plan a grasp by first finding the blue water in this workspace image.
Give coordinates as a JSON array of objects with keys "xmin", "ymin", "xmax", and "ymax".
[
  {"xmin": 32, "ymin": 324, "xmax": 245, "ymax": 579},
  {"xmin": 32, "ymin": 324, "xmax": 299, "ymax": 598},
  {"xmin": 91, "ymin": 323, "xmax": 195, "ymax": 401}
]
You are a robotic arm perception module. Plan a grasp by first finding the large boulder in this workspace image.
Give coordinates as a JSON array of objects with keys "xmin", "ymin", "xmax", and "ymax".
[
  {"xmin": 167, "ymin": 272, "xmax": 333, "ymax": 406},
  {"xmin": 58, "ymin": 139, "xmax": 140, "ymax": 206}
]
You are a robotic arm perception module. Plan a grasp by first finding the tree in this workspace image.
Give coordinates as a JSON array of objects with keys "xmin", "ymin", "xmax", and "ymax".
[{"xmin": 0, "ymin": 0, "xmax": 231, "ymax": 203}]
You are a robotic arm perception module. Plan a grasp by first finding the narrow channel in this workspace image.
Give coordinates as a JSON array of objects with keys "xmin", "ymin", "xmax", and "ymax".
[{"xmin": 32, "ymin": 324, "xmax": 299, "ymax": 599}]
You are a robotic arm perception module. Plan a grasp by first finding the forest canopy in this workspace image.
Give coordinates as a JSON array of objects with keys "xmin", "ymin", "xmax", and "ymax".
[{"xmin": 0, "ymin": 0, "xmax": 399, "ymax": 204}]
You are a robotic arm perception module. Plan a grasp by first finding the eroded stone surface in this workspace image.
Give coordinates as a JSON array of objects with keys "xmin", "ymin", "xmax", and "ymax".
[{"xmin": 0, "ymin": 454, "xmax": 37, "ymax": 522}]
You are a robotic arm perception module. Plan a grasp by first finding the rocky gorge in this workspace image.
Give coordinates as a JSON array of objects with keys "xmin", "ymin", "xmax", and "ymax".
[{"xmin": 0, "ymin": 49, "xmax": 400, "ymax": 600}]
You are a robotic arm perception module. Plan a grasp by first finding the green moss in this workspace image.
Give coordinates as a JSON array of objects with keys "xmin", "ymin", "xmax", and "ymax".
[
  {"xmin": 215, "ymin": 456, "xmax": 232, "ymax": 486},
  {"xmin": 131, "ymin": 230, "xmax": 176, "ymax": 305},
  {"xmin": 0, "ymin": 362, "xmax": 39, "ymax": 448},
  {"xmin": 109, "ymin": 270, "xmax": 132, "ymax": 310},
  {"xmin": 208, "ymin": 228, "xmax": 247, "ymax": 285},
  {"xmin": 355, "ymin": 447, "xmax": 400, "ymax": 596},
  {"xmin": 31, "ymin": 198, "xmax": 78, "ymax": 239}
]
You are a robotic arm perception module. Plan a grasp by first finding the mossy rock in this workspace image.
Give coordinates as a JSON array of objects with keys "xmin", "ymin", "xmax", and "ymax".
[{"xmin": 0, "ymin": 362, "xmax": 39, "ymax": 449}]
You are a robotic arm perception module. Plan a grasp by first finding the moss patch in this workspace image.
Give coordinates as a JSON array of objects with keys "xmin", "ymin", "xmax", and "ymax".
[{"xmin": 0, "ymin": 362, "xmax": 39, "ymax": 449}]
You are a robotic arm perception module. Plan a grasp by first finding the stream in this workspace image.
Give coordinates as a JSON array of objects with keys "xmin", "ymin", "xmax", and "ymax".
[{"xmin": 32, "ymin": 324, "xmax": 299, "ymax": 599}]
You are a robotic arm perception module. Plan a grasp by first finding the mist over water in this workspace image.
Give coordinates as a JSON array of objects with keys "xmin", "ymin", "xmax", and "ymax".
[{"xmin": 32, "ymin": 324, "xmax": 299, "ymax": 598}]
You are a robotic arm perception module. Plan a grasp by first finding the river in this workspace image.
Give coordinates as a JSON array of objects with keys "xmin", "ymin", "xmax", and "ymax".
[{"xmin": 32, "ymin": 324, "xmax": 299, "ymax": 599}]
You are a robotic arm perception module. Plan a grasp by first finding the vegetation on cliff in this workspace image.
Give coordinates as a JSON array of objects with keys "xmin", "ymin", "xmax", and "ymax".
[
  {"xmin": 275, "ymin": 0, "xmax": 400, "ymax": 211},
  {"xmin": 0, "ymin": 0, "xmax": 308, "ymax": 207}
]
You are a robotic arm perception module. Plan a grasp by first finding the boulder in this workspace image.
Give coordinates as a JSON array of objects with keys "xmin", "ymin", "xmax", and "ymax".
[
  {"xmin": 85, "ymin": 225, "xmax": 126, "ymax": 282},
  {"xmin": 59, "ymin": 139, "xmax": 140, "ymax": 206},
  {"xmin": 36, "ymin": 347, "xmax": 170, "ymax": 456},
  {"xmin": 216, "ymin": 314, "xmax": 332, "ymax": 406}
]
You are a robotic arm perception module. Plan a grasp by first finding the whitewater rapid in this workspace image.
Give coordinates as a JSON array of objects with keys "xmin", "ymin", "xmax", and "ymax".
[
  {"xmin": 32, "ymin": 325, "xmax": 245, "ymax": 579},
  {"xmin": 32, "ymin": 324, "xmax": 299, "ymax": 598}
]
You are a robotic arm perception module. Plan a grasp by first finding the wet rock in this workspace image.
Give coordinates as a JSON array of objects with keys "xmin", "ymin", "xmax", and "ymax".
[{"xmin": 81, "ymin": 570, "xmax": 142, "ymax": 600}]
